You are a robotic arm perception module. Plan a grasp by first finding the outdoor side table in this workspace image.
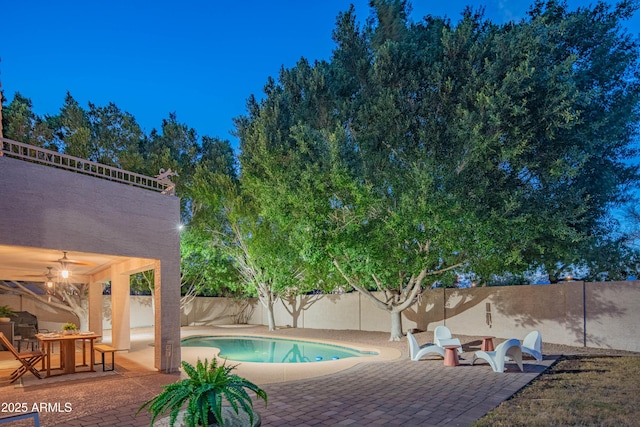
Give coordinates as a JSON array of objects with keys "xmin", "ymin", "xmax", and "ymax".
[
  {"xmin": 443, "ymin": 345, "xmax": 461, "ymax": 367},
  {"xmin": 481, "ymin": 336, "xmax": 495, "ymax": 352}
]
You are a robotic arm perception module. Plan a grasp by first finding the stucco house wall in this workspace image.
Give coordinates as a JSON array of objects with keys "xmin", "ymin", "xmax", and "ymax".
[{"xmin": 0, "ymin": 155, "xmax": 181, "ymax": 372}]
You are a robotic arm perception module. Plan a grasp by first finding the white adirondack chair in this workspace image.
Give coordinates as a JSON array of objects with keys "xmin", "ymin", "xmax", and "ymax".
[
  {"xmin": 472, "ymin": 338, "xmax": 524, "ymax": 373},
  {"xmin": 521, "ymin": 330, "xmax": 543, "ymax": 361},
  {"xmin": 434, "ymin": 325, "xmax": 463, "ymax": 354},
  {"xmin": 407, "ymin": 331, "xmax": 445, "ymax": 361}
]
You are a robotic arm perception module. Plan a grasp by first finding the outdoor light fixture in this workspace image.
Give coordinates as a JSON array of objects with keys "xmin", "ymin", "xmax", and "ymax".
[
  {"xmin": 58, "ymin": 251, "xmax": 71, "ymax": 280},
  {"xmin": 45, "ymin": 267, "xmax": 56, "ymax": 293}
]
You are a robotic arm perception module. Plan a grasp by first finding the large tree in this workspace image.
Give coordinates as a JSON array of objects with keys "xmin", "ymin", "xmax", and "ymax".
[
  {"xmin": 236, "ymin": 0, "xmax": 640, "ymax": 340},
  {"xmin": 189, "ymin": 167, "xmax": 319, "ymax": 331},
  {"xmin": 1, "ymin": 92, "xmax": 55, "ymax": 149},
  {"xmin": 54, "ymin": 92, "xmax": 92, "ymax": 158}
]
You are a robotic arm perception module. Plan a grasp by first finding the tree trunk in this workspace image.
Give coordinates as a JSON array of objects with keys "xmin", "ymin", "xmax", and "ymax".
[
  {"xmin": 257, "ymin": 283, "xmax": 277, "ymax": 331},
  {"xmin": 76, "ymin": 308, "xmax": 89, "ymax": 332},
  {"xmin": 266, "ymin": 303, "xmax": 276, "ymax": 331},
  {"xmin": 389, "ymin": 310, "xmax": 404, "ymax": 341}
]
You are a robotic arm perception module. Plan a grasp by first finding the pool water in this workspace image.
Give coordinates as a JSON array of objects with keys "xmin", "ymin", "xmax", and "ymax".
[{"xmin": 181, "ymin": 336, "xmax": 378, "ymax": 363}]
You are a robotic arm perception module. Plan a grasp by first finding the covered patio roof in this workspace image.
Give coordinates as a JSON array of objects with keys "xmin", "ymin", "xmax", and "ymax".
[{"xmin": 0, "ymin": 245, "xmax": 130, "ymax": 284}]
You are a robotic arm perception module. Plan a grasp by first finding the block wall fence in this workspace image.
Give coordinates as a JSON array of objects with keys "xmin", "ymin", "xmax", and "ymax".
[
  {"xmin": 245, "ymin": 280, "xmax": 640, "ymax": 352},
  {"xmin": 5, "ymin": 280, "xmax": 639, "ymax": 352}
]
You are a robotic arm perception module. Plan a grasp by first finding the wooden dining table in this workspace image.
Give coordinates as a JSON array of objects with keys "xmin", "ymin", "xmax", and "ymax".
[{"xmin": 36, "ymin": 332, "xmax": 101, "ymax": 377}]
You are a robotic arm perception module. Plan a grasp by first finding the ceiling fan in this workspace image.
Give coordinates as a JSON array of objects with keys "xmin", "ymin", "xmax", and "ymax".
[
  {"xmin": 22, "ymin": 266, "xmax": 57, "ymax": 281},
  {"xmin": 33, "ymin": 251, "xmax": 96, "ymax": 268},
  {"xmin": 21, "ymin": 267, "xmax": 58, "ymax": 296},
  {"xmin": 44, "ymin": 267, "xmax": 56, "ymax": 291},
  {"xmin": 56, "ymin": 251, "xmax": 95, "ymax": 267},
  {"xmin": 56, "ymin": 251, "xmax": 95, "ymax": 279}
]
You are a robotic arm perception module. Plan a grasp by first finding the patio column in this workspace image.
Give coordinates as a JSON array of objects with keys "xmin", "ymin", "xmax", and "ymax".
[
  {"xmin": 110, "ymin": 264, "xmax": 131, "ymax": 351},
  {"xmin": 88, "ymin": 281, "xmax": 104, "ymax": 337},
  {"xmin": 154, "ymin": 258, "xmax": 181, "ymax": 373}
]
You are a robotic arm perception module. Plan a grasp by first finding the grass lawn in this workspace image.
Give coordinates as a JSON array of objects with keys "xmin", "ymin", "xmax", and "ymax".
[{"xmin": 472, "ymin": 355, "xmax": 640, "ymax": 426}]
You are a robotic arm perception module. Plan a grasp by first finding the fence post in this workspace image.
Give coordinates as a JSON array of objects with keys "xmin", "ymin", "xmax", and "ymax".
[{"xmin": 583, "ymin": 281, "xmax": 587, "ymax": 347}]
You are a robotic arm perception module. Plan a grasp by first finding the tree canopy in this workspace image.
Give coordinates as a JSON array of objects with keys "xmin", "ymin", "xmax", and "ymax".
[
  {"xmin": 235, "ymin": 0, "xmax": 640, "ymax": 339},
  {"xmin": 2, "ymin": 1, "xmax": 639, "ymax": 337}
]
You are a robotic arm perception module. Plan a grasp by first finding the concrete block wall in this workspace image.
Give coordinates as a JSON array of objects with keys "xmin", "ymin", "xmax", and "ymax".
[
  {"xmin": 180, "ymin": 297, "xmax": 256, "ymax": 326},
  {"xmin": 584, "ymin": 281, "xmax": 640, "ymax": 350},
  {"xmin": 7, "ymin": 280, "xmax": 638, "ymax": 352},
  {"xmin": 246, "ymin": 280, "xmax": 640, "ymax": 352},
  {"xmin": 102, "ymin": 296, "xmax": 155, "ymax": 329}
]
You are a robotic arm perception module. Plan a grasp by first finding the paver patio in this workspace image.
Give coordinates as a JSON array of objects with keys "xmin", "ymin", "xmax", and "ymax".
[{"xmin": 0, "ymin": 327, "xmax": 554, "ymax": 426}]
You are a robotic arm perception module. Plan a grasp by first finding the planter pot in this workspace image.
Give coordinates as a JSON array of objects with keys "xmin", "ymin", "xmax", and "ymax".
[
  {"xmin": 0, "ymin": 318, "xmax": 10, "ymax": 323},
  {"xmin": 155, "ymin": 407, "xmax": 261, "ymax": 427},
  {"xmin": 63, "ymin": 330, "xmax": 74, "ymax": 335}
]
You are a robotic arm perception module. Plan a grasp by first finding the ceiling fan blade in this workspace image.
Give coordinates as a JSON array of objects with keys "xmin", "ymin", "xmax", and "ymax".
[
  {"xmin": 66, "ymin": 260, "xmax": 96, "ymax": 266},
  {"xmin": 57, "ymin": 252, "xmax": 96, "ymax": 266}
]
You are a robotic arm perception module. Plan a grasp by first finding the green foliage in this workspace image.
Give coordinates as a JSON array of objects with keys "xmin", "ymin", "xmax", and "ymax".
[
  {"xmin": 189, "ymin": 166, "xmax": 323, "ymax": 329},
  {"xmin": 235, "ymin": 0, "xmax": 640, "ymax": 337},
  {"xmin": 62, "ymin": 322, "xmax": 77, "ymax": 331},
  {"xmin": 486, "ymin": 273, "xmax": 529, "ymax": 287},
  {"xmin": 3, "ymin": 0, "xmax": 639, "ymax": 314},
  {"xmin": 128, "ymin": 226, "xmax": 241, "ymax": 298},
  {"xmin": 179, "ymin": 225, "xmax": 240, "ymax": 298},
  {"xmin": 56, "ymin": 92, "xmax": 92, "ymax": 158},
  {"xmin": 50, "ymin": 92, "xmax": 146, "ymax": 168},
  {"xmin": 0, "ymin": 305, "xmax": 15, "ymax": 318},
  {"xmin": 2, "ymin": 92, "xmax": 55, "ymax": 149},
  {"xmin": 137, "ymin": 358, "xmax": 267, "ymax": 427},
  {"xmin": 3, "ymin": 91, "xmax": 238, "ymax": 222}
]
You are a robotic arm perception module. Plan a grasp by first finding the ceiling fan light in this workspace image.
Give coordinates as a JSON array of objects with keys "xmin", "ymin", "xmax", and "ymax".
[
  {"xmin": 61, "ymin": 269, "xmax": 70, "ymax": 279},
  {"xmin": 45, "ymin": 267, "xmax": 56, "ymax": 291}
]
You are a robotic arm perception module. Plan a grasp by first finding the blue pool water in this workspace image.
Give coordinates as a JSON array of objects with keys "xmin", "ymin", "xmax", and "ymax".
[{"xmin": 181, "ymin": 336, "xmax": 378, "ymax": 363}]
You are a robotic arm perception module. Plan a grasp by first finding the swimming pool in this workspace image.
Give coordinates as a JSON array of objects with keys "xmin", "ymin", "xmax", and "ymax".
[{"xmin": 181, "ymin": 336, "xmax": 378, "ymax": 363}]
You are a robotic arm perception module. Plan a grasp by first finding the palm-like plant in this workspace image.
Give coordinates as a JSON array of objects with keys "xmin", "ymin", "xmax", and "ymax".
[
  {"xmin": 0, "ymin": 305, "xmax": 15, "ymax": 318},
  {"xmin": 138, "ymin": 358, "xmax": 267, "ymax": 427}
]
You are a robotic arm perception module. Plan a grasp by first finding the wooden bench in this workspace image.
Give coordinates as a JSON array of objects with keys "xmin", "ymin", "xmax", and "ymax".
[{"xmin": 94, "ymin": 344, "xmax": 116, "ymax": 371}]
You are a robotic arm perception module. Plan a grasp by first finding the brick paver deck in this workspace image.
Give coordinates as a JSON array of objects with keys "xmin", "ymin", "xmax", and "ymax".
[{"xmin": 1, "ymin": 352, "xmax": 553, "ymax": 426}]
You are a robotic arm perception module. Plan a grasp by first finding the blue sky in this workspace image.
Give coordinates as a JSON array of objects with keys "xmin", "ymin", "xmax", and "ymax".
[{"xmin": 2, "ymin": 1, "xmax": 639, "ymax": 148}]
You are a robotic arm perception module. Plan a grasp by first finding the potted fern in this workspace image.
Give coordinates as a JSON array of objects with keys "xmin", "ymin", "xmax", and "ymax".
[
  {"xmin": 138, "ymin": 357, "xmax": 267, "ymax": 427},
  {"xmin": 0, "ymin": 305, "xmax": 15, "ymax": 322}
]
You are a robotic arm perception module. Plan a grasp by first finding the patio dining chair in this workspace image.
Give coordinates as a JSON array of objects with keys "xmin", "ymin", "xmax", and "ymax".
[
  {"xmin": 16, "ymin": 324, "xmax": 40, "ymax": 351},
  {"xmin": 0, "ymin": 332, "xmax": 45, "ymax": 383}
]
